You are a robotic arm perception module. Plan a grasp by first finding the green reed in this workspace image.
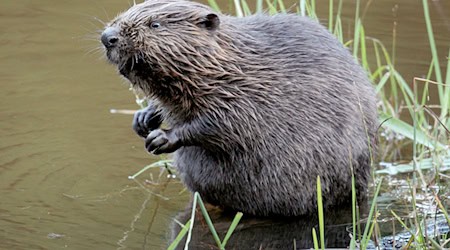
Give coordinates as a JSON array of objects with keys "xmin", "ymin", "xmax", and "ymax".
[{"xmin": 314, "ymin": 176, "xmax": 325, "ymax": 250}]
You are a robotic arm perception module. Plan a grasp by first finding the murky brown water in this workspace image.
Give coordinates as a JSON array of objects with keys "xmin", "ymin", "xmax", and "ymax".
[{"xmin": 1, "ymin": 0, "xmax": 449, "ymax": 249}]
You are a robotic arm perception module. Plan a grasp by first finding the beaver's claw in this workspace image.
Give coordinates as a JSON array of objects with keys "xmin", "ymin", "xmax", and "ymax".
[
  {"xmin": 132, "ymin": 105, "xmax": 162, "ymax": 138},
  {"xmin": 145, "ymin": 129, "xmax": 181, "ymax": 154}
]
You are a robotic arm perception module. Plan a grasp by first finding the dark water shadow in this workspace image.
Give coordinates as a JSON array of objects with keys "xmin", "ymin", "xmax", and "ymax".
[{"xmin": 169, "ymin": 202, "xmax": 368, "ymax": 249}]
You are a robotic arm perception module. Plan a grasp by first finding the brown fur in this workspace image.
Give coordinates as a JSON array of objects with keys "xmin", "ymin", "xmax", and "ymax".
[{"xmin": 101, "ymin": 0, "xmax": 378, "ymax": 216}]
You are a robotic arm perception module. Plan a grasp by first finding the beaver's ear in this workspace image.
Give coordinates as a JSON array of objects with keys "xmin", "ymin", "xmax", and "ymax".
[{"xmin": 198, "ymin": 13, "xmax": 220, "ymax": 31}]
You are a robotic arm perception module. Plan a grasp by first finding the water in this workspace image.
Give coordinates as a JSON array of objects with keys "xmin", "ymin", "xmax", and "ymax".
[{"xmin": 1, "ymin": 0, "xmax": 449, "ymax": 249}]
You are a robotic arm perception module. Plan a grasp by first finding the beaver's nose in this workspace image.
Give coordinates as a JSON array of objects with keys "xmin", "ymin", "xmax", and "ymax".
[{"xmin": 101, "ymin": 27, "xmax": 119, "ymax": 48}]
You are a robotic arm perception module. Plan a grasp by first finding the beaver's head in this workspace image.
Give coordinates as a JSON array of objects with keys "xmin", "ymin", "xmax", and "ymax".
[{"xmin": 101, "ymin": 0, "xmax": 224, "ymax": 95}]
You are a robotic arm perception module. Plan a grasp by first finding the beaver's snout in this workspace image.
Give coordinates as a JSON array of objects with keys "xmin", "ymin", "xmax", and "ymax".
[{"xmin": 101, "ymin": 27, "xmax": 119, "ymax": 49}]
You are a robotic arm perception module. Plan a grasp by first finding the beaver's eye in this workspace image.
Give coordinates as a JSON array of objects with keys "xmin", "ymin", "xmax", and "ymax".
[{"xmin": 150, "ymin": 21, "xmax": 161, "ymax": 29}]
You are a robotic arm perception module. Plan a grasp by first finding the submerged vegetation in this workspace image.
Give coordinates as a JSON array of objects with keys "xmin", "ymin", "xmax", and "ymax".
[{"xmin": 128, "ymin": 0, "xmax": 450, "ymax": 249}]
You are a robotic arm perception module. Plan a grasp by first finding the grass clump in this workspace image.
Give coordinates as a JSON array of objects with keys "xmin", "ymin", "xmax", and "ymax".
[{"xmin": 168, "ymin": 192, "xmax": 243, "ymax": 250}]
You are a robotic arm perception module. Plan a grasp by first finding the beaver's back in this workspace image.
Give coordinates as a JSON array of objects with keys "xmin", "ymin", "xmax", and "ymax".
[{"xmin": 224, "ymin": 14, "xmax": 376, "ymax": 118}]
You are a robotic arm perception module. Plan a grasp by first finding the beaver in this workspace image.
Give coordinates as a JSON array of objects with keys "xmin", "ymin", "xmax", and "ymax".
[{"xmin": 101, "ymin": 0, "xmax": 378, "ymax": 216}]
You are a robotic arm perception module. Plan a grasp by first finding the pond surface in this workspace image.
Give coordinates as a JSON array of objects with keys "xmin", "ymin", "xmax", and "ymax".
[{"xmin": 1, "ymin": 0, "xmax": 449, "ymax": 249}]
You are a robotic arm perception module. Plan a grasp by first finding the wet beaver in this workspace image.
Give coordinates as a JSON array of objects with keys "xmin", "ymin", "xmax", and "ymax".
[{"xmin": 101, "ymin": 0, "xmax": 378, "ymax": 216}]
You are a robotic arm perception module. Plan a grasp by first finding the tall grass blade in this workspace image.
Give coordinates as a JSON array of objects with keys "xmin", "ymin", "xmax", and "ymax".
[
  {"xmin": 336, "ymin": 0, "xmax": 343, "ymax": 17},
  {"xmin": 408, "ymin": 182, "xmax": 426, "ymax": 246},
  {"xmin": 375, "ymin": 72, "xmax": 391, "ymax": 93},
  {"xmin": 392, "ymin": 70, "xmax": 416, "ymax": 119},
  {"xmin": 446, "ymin": 49, "xmax": 450, "ymax": 85},
  {"xmin": 434, "ymin": 194, "xmax": 450, "ymax": 229},
  {"xmin": 167, "ymin": 220, "xmax": 191, "ymax": 250},
  {"xmin": 360, "ymin": 178, "xmax": 382, "ymax": 249},
  {"xmin": 429, "ymin": 238, "xmax": 443, "ymax": 249},
  {"xmin": 310, "ymin": 0, "xmax": 316, "ymax": 17},
  {"xmin": 128, "ymin": 159, "xmax": 173, "ymax": 179},
  {"xmin": 233, "ymin": 0, "xmax": 243, "ymax": 17},
  {"xmin": 256, "ymin": 0, "xmax": 263, "ymax": 13},
  {"xmin": 316, "ymin": 176, "xmax": 325, "ymax": 250},
  {"xmin": 278, "ymin": 0, "xmax": 286, "ymax": 13},
  {"xmin": 334, "ymin": 16, "xmax": 343, "ymax": 43},
  {"xmin": 265, "ymin": 0, "xmax": 277, "ymax": 15},
  {"xmin": 391, "ymin": 210, "xmax": 416, "ymax": 242},
  {"xmin": 351, "ymin": 172, "xmax": 358, "ymax": 244},
  {"xmin": 352, "ymin": 0, "xmax": 361, "ymax": 57},
  {"xmin": 271, "ymin": 0, "xmax": 278, "ymax": 11},
  {"xmin": 241, "ymin": 0, "xmax": 252, "ymax": 16},
  {"xmin": 443, "ymin": 49, "xmax": 450, "ymax": 128},
  {"xmin": 299, "ymin": 0, "xmax": 305, "ymax": 16},
  {"xmin": 195, "ymin": 192, "xmax": 223, "ymax": 248},
  {"xmin": 359, "ymin": 25, "xmax": 370, "ymax": 72},
  {"xmin": 422, "ymin": 0, "xmax": 450, "ymax": 138},
  {"xmin": 422, "ymin": 0, "xmax": 443, "ymax": 85},
  {"xmin": 373, "ymin": 41, "xmax": 383, "ymax": 74},
  {"xmin": 207, "ymin": 0, "xmax": 221, "ymax": 12},
  {"xmin": 221, "ymin": 212, "xmax": 243, "ymax": 248},
  {"xmin": 333, "ymin": 0, "xmax": 343, "ymax": 41},
  {"xmin": 366, "ymin": 217, "xmax": 377, "ymax": 246},
  {"xmin": 352, "ymin": 19, "xmax": 361, "ymax": 58},
  {"xmin": 304, "ymin": 0, "xmax": 317, "ymax": 19},
  {"xmin": 391, "ymin": 20, "xmax": 397, "ymax": 68},
  {"xmin": 312, "ymin": 228, "xmax": 319, "ymax": 250},
  {"xmin": 184, "ymin": 193, "xmax": 198, "ymax": 249},
  {"xmin": 348, "ymin": 146, "xmax": 361, "ymax": 245},
  {"xmin": 328, "ymin": 0, "xmax": 333, "ymax": 32}
]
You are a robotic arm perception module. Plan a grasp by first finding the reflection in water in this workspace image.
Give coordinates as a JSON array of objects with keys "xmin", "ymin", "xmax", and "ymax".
[
  {"xmin": 170, "ymin": 202, "xmax": 366, "ymax": 249},
  {"xmin": 168, "ymin": 196, "xmax": 450, "ymax": 249}
]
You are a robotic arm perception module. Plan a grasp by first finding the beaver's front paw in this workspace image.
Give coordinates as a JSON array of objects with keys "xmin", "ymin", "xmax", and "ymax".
[
  {"xmin": 132, "ymin": 105, "xmax": 162, "ymax": 138},
  {"xmin": 145, "ymin": 129, "xmax": 181, "ymax": 154}
]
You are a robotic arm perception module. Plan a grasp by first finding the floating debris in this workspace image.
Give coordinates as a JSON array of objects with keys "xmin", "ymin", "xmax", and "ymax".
[{"xmin": 47, "ymin": 233, "xmax": 65, "ymax": 239}]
